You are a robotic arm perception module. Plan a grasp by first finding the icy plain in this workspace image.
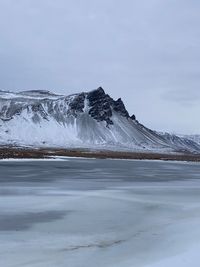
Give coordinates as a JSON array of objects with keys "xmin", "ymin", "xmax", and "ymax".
[{"xmin": 0, "ymin": 158, "xmax": 200, "ymax": 267}]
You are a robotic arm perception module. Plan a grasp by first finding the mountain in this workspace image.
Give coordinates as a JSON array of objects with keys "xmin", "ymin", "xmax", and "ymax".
[{"xmin": 0, "ymin": 87, "xmax": 199, "ymax": 153}]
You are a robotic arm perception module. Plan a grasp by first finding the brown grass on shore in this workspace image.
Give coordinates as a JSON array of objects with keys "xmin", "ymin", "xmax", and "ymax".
[{"xmin": 0, "ymin": 147, "xmax": 200, "ymax": 162}]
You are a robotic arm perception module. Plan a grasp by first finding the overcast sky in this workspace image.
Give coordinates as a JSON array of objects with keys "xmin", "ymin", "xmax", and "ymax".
[{"xmin": 0, "ymin": 0, "xmax": 200, "ymax": 134}]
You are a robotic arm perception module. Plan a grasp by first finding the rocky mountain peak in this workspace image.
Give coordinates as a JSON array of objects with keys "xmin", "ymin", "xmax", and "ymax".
[
  {"xmin": 112, "ymin": 98, "xmax": 130, "ymax": 118},
  {"xmin": 86, "ymin": 87, "xmax": 132, "ymax": 125},
  {"xmin": 87, "ymin": 87, "xmax": 113, "ymax": 125},
  {"xmin": 87, "ymin": 87, "xmax": 105, "ymax": 100}
]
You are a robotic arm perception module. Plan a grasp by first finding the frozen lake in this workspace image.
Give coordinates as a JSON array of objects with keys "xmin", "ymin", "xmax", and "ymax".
[{"xmin": 1, "ymin": 158, "xmax": 200, "ymax": 267}]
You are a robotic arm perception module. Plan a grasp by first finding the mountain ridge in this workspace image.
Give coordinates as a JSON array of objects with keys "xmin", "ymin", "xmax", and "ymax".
[{"xmin": 0, "ymin": 87, "xmax": 199, "ymax": 153}]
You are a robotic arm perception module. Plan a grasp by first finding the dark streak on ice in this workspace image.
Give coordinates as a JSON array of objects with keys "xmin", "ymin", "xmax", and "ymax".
[{"xmin": 64, "ymin": 239, "xmax": 125, "ymax": 251}]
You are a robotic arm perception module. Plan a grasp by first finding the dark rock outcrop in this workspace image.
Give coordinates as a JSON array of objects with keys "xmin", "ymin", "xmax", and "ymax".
[
  {"xmin": 69, "ymin": 93, "xmax": 85, "ymax": 113},
  {"xmin": 113, "ymin": 98, "xmax": 129, "ymax": 118},
  {"xmin": 131, "ymin": 114, "xmax": 136, "ymax": 120},
  {"xmin": 87, "ymin": 87, "xmax": 113, "ymax": 125},
  {"xmin": 87, "ymin": 87, "xmax": 130, "ymax": 125}
]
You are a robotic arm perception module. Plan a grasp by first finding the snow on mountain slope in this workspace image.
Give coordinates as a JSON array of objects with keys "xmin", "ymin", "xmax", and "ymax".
[
  {"xmin": 177, "ymin": 134, "xmax": 200, "ymax": 146},
  {"xmin": 0, "ymin": 87, "xmax": 199, "ymax": 153},
  {"xmin": 158, "ymin": 132, "xmax": 200, "ymax": 153}
]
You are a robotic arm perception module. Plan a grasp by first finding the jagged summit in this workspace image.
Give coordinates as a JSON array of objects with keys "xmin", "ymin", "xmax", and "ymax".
[
  {"xmin": 86, "ymin": 87, "xmax": 131, "ymax": 125},
  {"xmin": 0, "ymin": 87, "xmax": 199, "ymax": 153},
  {"xmin": 89, "ymin": 86, "xmax": 105, "ymax": 94}
]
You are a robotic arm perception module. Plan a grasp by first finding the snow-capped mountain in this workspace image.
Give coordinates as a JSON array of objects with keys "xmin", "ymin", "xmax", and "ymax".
[{"xmin": 0, "ymin": 87, "xmax": 199, "ymax": 153}]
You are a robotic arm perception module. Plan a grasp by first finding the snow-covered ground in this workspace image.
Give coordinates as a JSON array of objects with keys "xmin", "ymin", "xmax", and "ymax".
[{"xmin": 0, "ymin": 158, "xmax": 200, "ymax": 267}]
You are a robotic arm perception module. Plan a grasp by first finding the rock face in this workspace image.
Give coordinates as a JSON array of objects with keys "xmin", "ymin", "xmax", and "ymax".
[
  {"xmin": 87, "ymin": 87, "xmax": 129, "ymax": 125},
  {"xmin": 69, "ymin": 93, "xmax": 85, "ymax": 113},
  {"xmin": 113, "ymin": 98, "xmax": 130, "ymax": 118},
  {"xmin": 88, "ymin": 87, "xmax": 113, "ymax": 125},
  {"xmin": 0, "ymin": 87, "xmax": 199, "ymax": 153},
  {"xmin": 87, "ymin": 87, "xmax": 130, "ymax": 125}
]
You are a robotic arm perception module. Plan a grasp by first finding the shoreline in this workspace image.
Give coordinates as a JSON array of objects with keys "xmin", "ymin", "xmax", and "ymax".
[{"xmin": 0, "ymin": 147, "xmax": 200, "ymax": 162}]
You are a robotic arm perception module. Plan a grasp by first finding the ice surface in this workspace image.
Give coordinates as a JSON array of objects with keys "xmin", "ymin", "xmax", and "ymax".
[{"xmin": 0, "ymin": 159, "xmax": 200, "ymax": 266}]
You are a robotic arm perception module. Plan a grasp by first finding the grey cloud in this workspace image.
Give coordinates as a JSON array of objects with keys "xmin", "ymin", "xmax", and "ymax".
[{"xmin": 163, "ymin": 87, "xmax": 200, "ymax": 106}]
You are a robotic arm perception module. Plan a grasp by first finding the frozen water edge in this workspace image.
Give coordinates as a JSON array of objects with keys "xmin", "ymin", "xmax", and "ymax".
[
  {"xmin": 0, "ymin": 158, "xmax": 200, "ymax": 267},
  {"xmin": 1, "ymin": 155, "xmax": 199, "ymax": 165},
  {"xmin": 0, "ymin": 158, "xmax": 67, "ymax": 161}
]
